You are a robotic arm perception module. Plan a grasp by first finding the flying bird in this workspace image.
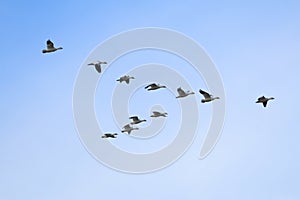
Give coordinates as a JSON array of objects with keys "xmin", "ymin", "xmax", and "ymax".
[
  {"xmin": 199, "ymin": 89, "xmax": 220, "ymax": 103},
  {"xmin": 42, "ymin": 39, "xmax": 63, "ymax": 53},
  {"xmin": 176, "ymin": 87, "xmax": 195, "ymax": 98},
  {"xmin": 256, "ymin": 96, "xmax": 275, "ymax": 107},
  {"xmin": 88, "ymin": 61, "xmax": 107, "ymax": 73},
  {"xmin": 101, "ymin": 133, "xmax": 118, "ymax": 139},
  {"xmin": 121, "ymin": 124, "xmax": 139, "ymax": 135},
  {"xmin": 116, "ymin": 75, "xmax": 135, "ymax": 84},
  {"xmin": 129, "ymin": 116, "xmax": 146, "ymax": 124},
  {"xmin": 145, "ymin": 83, "xmax": 166, "ymax": 91},
  {"xmin": 150, "ymin": 111, "xmax": 168, "ymax": 117}
]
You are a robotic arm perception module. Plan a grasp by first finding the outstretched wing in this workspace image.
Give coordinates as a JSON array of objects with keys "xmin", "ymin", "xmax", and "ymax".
[
  {"xmin": 199, "ymin": 89, "xmax": 211, "ymax": 99},
  {"xmin": 177, "ymin": 87, "xmax": 186, "ymax": 96},
  {"xmin": 46, "ymin": 40, "xmax": 54, "ymax": 49}
]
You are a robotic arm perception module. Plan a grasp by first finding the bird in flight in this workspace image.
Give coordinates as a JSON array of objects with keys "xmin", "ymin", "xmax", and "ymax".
[
  {"xmin": 129, "ymin": 116, "xmax": 147, "ymax": 124},
  {"xmin": 176, "ymin": 87, "xmax": 195, "ymax": 98},
  {"xmin": 116, "ymin": 75, "xmax": 135, "ymax": 84},
  {"xmin": 145, "ymin": 83, "xmax": 166, "ymax": 91},
  {"xmin": 199, "ymin": 89, "xmax": 220, "ymax": 103},
  {"xmin": 256, "ymin": 96, "xmax": 275, "ymax": 107},
  {"xmin": 42, "ymin": 39, "xmax": 63, "ymax": 53},
  {"xmin": 88, "ymin": 61, "xmax": 107, "ymax": 73},
  {"xmin": 121, "ymin": 124, "xmax": 139, "ymax": 135},
  {"xmin": 150, "ymin": 111, "xmax": 168, "ymax": 118},
  {"xmin": 101, "ymin": 133, "xmax": 118, "ymax": 139}
]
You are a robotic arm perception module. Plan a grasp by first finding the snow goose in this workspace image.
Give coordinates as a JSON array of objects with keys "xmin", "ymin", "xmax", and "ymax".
[
  {"xmin": 42, "ymin": 39, "xmax": 63, "ymax": 53},
  {"xmin": 199, "ymin": 89, "xmax": 220, "ymax": 103},
  {"xmin": 121, "ymin": 124, "xmax": 139, "ymax": 135},
  {"xmin": 88, "ymin": 61, "xmax": 107, "ymax": 73},
  {"xmin": 176, "ymin": 87, "xmax": 195, "ymax": 98},
  {"xmin": 150, "ymin": 111, "xmax": 168, "ymax": 117},
  {"xmin": 116, "ymin": 75, "xmax": 135, "ymax": 84}
]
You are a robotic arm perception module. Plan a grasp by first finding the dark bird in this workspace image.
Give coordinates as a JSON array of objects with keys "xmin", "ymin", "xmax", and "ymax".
[
  {"xmin": 42, "ymin": 39, "xmax": 63, "ymax": 53},
  {"xmin": 145, "ymin": 83, "xmax": 166, "ymax": 91},
  {"xmin": 129, "ymin": 116, "xmax": 147, "ymax": 124},
  {"xmin": 256, "ymin": 96, "xmax": 275, "ymax": 107},
  {"xmin": 101, "ymin": 133, "xmax": 118, "ymax": 138}
]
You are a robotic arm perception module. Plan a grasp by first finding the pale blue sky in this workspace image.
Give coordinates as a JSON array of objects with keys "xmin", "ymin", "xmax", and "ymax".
[{"xmin": 1, "ymin": 1, "xmax": 300, "ymax": 199}]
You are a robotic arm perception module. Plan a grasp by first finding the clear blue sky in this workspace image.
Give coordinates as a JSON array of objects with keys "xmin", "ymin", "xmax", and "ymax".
[{"xmin": 1, "ymin": 0, "xmax": 300, "ymax": 199}]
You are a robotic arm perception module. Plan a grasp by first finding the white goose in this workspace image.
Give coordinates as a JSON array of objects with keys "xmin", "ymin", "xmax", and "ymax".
[
  {"xmin": 88, "ymin": 61, "xmax": 107, "ymax": 73},
  {"xmin": 199, "ymin": 89, "xmax": 220, "ymax": 103},
  {"xmin": 116, "ymin": 75, "xmax": 135, "ymax": 84},
  {"xmin": 150, "ymin": 111, "xmax": 168, "ymax": 117},
  {"xmin": 176, "ymin": 87, "xmax": 195, "ymax": 98},
  {"xmin": 121, "ymin": 124, "xmax": 139, "ymax": 135},
  {"xmin": 42, "ymin": 39, "xmax": 63, "ymax": 53},
  {"xmin": 256, "ymin": 96, "xmax": 274, "ymax": 107}
]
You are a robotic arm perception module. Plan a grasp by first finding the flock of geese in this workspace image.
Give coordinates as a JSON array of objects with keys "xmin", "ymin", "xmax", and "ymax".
[{"xmin": 43, "ymin": 39, "xmax": 275, "ymax": 139}]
